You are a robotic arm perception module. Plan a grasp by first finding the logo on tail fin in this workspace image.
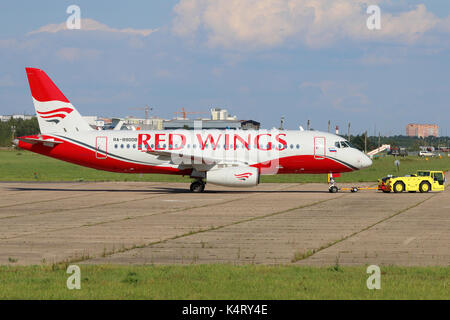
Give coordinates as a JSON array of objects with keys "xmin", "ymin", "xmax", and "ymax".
[{"xmin": 36, "ymin": 107, "xmax": 73, "ymax": 124}]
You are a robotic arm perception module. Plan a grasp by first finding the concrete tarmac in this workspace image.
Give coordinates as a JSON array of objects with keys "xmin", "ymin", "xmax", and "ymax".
[{"xmin": 0, "ymin": 180, "xmax": 448, "ymax": 266}]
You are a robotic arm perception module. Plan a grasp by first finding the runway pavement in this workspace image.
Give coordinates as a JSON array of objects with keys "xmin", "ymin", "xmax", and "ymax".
[{"xmin": 0, "ymin": 180, "xmax": 448, "ymax": 266}]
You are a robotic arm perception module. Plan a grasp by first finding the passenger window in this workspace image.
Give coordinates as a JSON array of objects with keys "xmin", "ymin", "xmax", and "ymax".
[{"xmin": 335, "ymin": 142, "xmax": 341, "ymax": 148}]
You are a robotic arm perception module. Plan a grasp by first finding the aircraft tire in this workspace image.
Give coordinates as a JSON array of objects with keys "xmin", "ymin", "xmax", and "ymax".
[
  {"xmin": 190, "ymin": 181, "xmax": 205, "ymax": 193},
  {"xmin": 329, "ymin": 186, "xmax": 338, "ymax": 193}
]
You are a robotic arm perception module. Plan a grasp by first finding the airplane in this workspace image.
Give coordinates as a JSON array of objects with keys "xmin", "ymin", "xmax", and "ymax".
[{"xmin": 14, "ymin": 68, "xmax": 372, "ymax": 193}]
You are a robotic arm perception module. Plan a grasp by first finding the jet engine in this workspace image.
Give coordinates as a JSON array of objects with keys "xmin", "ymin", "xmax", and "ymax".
[{"xmin": 206, "ymin": 166, "xmax": 259, "ymax": 187}]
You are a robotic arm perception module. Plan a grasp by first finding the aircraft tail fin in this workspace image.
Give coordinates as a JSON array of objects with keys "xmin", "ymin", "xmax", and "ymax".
[{"xmin": 25, "ymin": 68, "xmax": 93, "ymax": 134}]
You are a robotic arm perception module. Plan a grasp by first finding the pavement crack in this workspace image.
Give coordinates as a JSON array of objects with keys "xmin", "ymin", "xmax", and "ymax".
[
  {"xmin": 291, "ymin": 193, "xmax": 438, "ymax": 262},
  {"xmin": 0, "ymin": 183, "xmax": 302, "ymax": 241},
  {"xmin": 78, "ymin": 192, "xmax": 346, "ymax": 264}
]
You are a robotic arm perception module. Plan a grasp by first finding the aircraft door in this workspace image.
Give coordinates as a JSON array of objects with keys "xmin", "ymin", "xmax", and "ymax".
[
  {"xmin": 314, "ymin": 137, "xmax": 326, "ymax": 159},
  {"xmin": 431, "ymin": 172, "xmax": 445, "ymax": 191},
  {"xmin": 96, "ymin": 136, "xmax": 108, "ymax": 159}
]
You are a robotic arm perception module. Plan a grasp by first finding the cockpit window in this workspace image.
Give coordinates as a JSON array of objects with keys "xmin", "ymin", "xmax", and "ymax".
[
  {"xmin": 335, "ymin": 140, "xmax": 354, "ymax": 148},
  {"xmin": 342, "ymin": 141, "xmax": 354, "ymax": 148}
]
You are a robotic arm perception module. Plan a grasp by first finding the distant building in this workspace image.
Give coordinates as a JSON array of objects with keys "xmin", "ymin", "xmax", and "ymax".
[
  {"xmin": 163, "ymin": 107, "xmax": 253, "ymax": 130},
  {"xmin": 1, "ymin": 114, "xmax": 34, "ymax": 122},
  {"xmin": 241, "ymin": 120, "xmax": 260, "ymax": 130},
  {"xmin": 163, "ymin": 119, "xmax": 242, "ymax": 130},
  {"xmin": 210, "ymin": 108, "xmax": 237, "ymax": 121},
  {"xmin": 406, "ymin": 123, "xmax": 438, "ymax": 138},
  {"xmin": 123, "ymin": 116, "xmax": 164, "ymax": 130},
  {"xmin": 83, "ymin": 107, "xmax": 259, "ymax": 131}
]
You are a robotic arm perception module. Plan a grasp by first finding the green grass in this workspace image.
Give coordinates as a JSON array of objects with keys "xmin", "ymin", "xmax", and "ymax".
[
  {"xmin": 0, "ymin": 149, "xmax": 191, "ymax": 183},
  {"xmin": 1, "ymin": 149, "xmax": 449, "ymax": 183},
  {"xmin": 0, "ymin": 264, "xmax": 448, "ymax": 299}
]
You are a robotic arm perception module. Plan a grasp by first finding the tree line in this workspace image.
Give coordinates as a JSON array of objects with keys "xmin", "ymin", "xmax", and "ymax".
[
  {"xmin": 0, "ymin": 118, "xmax": 39, "ymax": 147},
  {"xmin": 348, "ymin": 134, "xmax": 450, "ymax": 152}
]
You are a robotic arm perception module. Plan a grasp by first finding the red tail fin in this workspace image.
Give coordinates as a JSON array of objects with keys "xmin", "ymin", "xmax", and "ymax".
[{"xmin": 26, "ymin": 68, "xmax": 69, "ymax": 103}]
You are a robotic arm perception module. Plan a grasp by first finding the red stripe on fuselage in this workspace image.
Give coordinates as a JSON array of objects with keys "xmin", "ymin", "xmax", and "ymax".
[
  {"xmin": 251, "ymin": 155, "xmax": 353, "ymax": 174},
  {"xmin": 17, "ymin": 135, "xmax": 354, "ymax": 175},
  {"xmin": 17, "ymin": 135, "xmax": 191, "ymax": 175}
]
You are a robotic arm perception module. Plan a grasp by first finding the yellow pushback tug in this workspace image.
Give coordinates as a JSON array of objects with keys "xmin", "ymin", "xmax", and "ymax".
[{"xmin": 378, "ymin": 170, "xmax": 446, "ymax": 193}]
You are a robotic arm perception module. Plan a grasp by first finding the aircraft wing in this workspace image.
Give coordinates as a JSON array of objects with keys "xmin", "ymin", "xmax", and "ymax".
[
  {"xmin": 18, "ymin": 137, "xmax": 63, "ymax": 147},
  {"xmin": 146, "ymin": 149, "xmax": 219, "ymax": 165},
  {"xmin": 145, "ymin": 149, "xmax": 246, "ymax": 167}
]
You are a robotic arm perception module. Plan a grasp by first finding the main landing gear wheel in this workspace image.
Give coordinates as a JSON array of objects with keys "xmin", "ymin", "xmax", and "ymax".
[{"xmin": 190, "ymin": 180, "xmax": 205, "ymax": 193}]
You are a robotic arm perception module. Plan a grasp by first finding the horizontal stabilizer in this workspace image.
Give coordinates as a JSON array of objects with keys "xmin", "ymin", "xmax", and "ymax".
[{"xmin": 17, "ymin": 136, "xmax": 63, "ymax": 147}]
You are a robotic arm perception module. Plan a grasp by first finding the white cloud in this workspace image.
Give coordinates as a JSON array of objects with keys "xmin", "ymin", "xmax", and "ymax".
[
  {"xmin": 172, "ymin": 0, "xmax": 448, "ymax": 49},
  {"xmin": 29, "ymin": 18, "xmax": 158, "ymax": 37}
]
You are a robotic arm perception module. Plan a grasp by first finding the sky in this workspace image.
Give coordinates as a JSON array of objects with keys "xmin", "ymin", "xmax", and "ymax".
[{"xmin": 0, "ymin": 0, "xmax": 449, "ymax": 136}]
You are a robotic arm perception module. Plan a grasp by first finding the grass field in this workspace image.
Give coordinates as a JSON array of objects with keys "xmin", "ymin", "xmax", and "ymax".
[
  {"xmin": 0, "ymin": 264, "xmax": 448, "ymax": 299},
  {"xmin": 1, "ymin": 149, "xmax": 449, "ymax": 183}
]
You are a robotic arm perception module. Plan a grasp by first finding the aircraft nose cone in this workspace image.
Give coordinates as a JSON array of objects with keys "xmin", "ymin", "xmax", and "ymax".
[
  {"xmin": 360, "ymin": 155, "xmax": 372, "ymax": 168},
  {"xmin": 355, "ymin": 153, "xmax": 372, "ymax": 169},
  {"xmin": 12, "ymin": 139, "xmax": 19, "ymax": 147}
]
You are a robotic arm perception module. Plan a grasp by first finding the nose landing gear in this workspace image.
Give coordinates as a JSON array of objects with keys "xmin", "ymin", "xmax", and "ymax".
[{"xmin": 329, "ymin": 177, "xmax": 339, "ymax": 193}]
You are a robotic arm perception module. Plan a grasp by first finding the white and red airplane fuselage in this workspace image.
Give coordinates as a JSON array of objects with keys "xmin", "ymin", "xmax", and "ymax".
[{"xmin": 15, "ymin": 68, "xmax": 372, "ymax": 192}]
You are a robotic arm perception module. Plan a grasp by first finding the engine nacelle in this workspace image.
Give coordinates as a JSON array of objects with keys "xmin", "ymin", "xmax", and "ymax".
[{"xmin": 206, "ymin": 166, "xmax": 259, "ymax": 187}]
